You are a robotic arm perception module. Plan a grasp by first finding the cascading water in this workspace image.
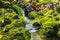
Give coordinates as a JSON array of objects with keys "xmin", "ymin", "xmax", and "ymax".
[
  {"xmin": 22, "ymin": 9, "xmax": 37, "ymax": 33},
  {"xmin": 22, "ymin": 9, "xmax": 41, "ymax": 40}
]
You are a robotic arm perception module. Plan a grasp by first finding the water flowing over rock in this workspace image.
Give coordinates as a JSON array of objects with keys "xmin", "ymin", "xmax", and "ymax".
[
  {"xmin": 22, "ymin": 9, "xmax": 37, "ymax": 33},
  {"xmin": 21, "ymin": 8, "xmax": 41, "ymax": 40}
]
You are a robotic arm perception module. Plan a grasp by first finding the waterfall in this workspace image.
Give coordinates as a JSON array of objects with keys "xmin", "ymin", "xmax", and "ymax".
[
  {"xmin": 22, "ymin": 9, "xmax": 37, "ymax": 33},
  {"xmin": 21, "ymin": 9, "xmax": 41, "ymax": 40}
]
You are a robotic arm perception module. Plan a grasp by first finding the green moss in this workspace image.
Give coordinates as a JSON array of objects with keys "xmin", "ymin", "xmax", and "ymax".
[{"xmin": 28, "ymin": 11, "xmax": 38, "ymax": 19}]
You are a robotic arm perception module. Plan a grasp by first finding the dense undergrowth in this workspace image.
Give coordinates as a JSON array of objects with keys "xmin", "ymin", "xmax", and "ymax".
[
  {"xmin": 27, "ymin": 1, "xmax": 60, "ymax": 40},
  {"xmin": 0, "ymin": 0, "xmax": 31, "ymax": 40}
]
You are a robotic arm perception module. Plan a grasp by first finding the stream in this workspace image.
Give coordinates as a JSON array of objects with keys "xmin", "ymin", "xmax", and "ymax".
[{"xmin": 22, "ymin": 9, "xmax": 41, "ymax": 40}]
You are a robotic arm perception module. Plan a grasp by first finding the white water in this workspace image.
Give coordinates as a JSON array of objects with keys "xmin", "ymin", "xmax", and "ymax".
[{"xmin": 22, "ymin": 9, "xmax": 37, "ymax": 33}]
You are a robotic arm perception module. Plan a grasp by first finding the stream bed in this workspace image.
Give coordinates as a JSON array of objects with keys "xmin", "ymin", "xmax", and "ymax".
[{"xmin": 30, "ymin": 32, "xmax": 42, "ymax": 40}]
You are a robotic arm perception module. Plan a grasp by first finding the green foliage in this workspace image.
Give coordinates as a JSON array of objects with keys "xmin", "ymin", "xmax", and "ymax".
[
  {"xmin": 24, "ymin": 0, "xmax": 30, "ymax": 3},
  {"xmin": 0, "ymin": 1, "xmax": 31, "ymax": 40},
  {"xmin": 0, "ymin": 8, "xmax": 31, "ymax": 40},
  {"xmin": 32, "ymin": 0, "xmax": 57, "ymax": 4},
  {"xmin": 56, "ymin": 5, "xmax": 60, "ymax": 13},
  {"xmin": 39, "ymin": 0, "xmax": 50, "ymax": 4},
  {"xmin": 0, "ymin": 0, "xmax": 60, "ymax": 40},
  {"xmin": 12, "ymin": 4, "xmax": 23, "ymax": 16},
  {"xmin": 28, "ymin": 8, "xmax": 60, "ymax": 38},
  {"xmin": 0, "ymin": 0, "xmax": 16, "ymax": 4},
  {"xmin": 1, "ymin": 27, "xmax": 30, "ymax": 40},
  {"xmin": 0, "ymin": 35, "xmax": 3, "ymax": 39},
  {"xmin": 0, "ymin": 0, "xmax": 17, "ymax": 8},
  {"xmin": 28, "ymin": 11, "xmax": 38, "ymax": 19},
  {"xmin": 4, "ymin": 18, "xmax": 11, "ymax": 25}
]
